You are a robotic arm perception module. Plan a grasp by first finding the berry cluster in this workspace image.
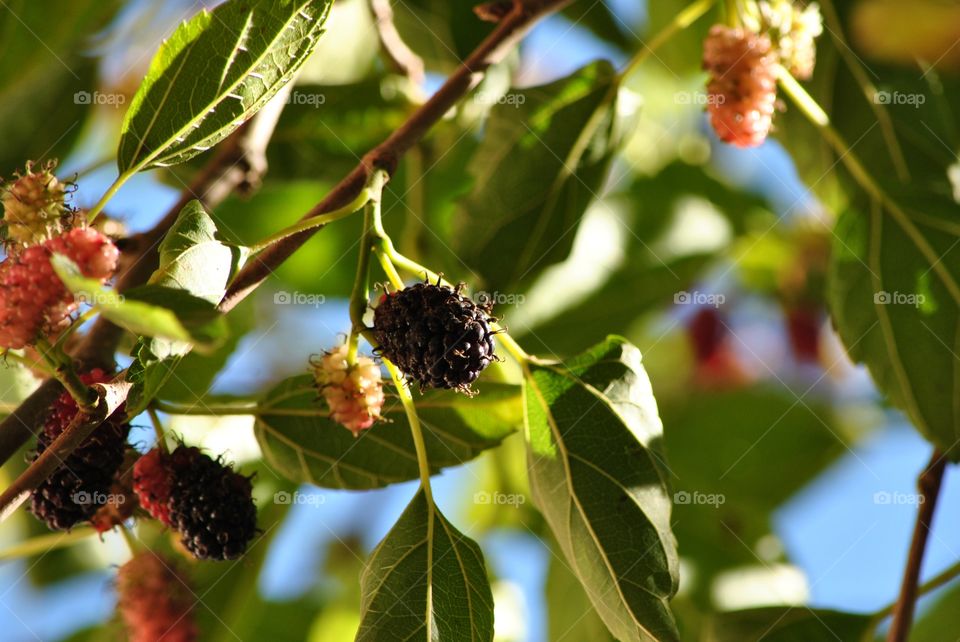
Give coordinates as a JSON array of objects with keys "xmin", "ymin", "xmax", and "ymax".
[
  {"xmin": 373, "ymin": 282, "xmax": 497, "ymax": 392},
  {"xmin": 117, "ymin": 552, "xmax": 197, "ymax": 642},
  {"xmin": 29, "ymin": 369, "xmax": 131, "ymax": 531},
  {"xmin": 312, "ymin": 344, "xmax": 385, "ymax": 436},
  {"xmin": 133, "ymin": 445, "xmax": 257, "ymax": 561},
  {"xmin": 0, "ymin": 227, "xmax": 119, "ymax": 349}
]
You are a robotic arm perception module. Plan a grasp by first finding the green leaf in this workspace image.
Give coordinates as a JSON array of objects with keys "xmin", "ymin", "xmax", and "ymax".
[
  {"xmin": 254, "ymin": 375, "xmax": 520, "ymax": 489},
  {"xmin": 453, "ymin": 61, "xmax": 629, "ymax": 291},
  {"xmin": 829, "ymin": 195, "xmax": 960, "ymax": 458},
  {"xmin": 706, "ymin": 607, "xmax": 873, "ymax": 642},
  {"xmin": 117, "ymin": 0, "xmax": 332, "ymax": 173},
  {"xmin": 265, "ymin": 79, "xmax": 413, "ymax": 182},
  {"xmin": 356, "ymin": 489, "xmax": 494, "ymax": 642},
  {"xmin": 127, "ymin": 201, "xmax": 244, "ymax": 415},
  {"xmin": 545, "ymin": 542, "xmax": 617, "ymax": 642},
  {"xmin": 0, "ymin": 1, "xmax": 120, "ymax": 174},
  {"xmin": 392, "ymin": 0, "xmax": 493, "ymax": 70},
  {"xmin": 149, "ymin": 200, "xmax": 247, "ymax": 301},
  {"xmin": 659, "ymin": 388, "xmax": 851, "ymax": 605},
  {"xmin": 50, "ymin": 255, "xmax": 225, "ymax": 346},
  {"xmin": 523, "ymin": 336, "xmax": 679, "ymax": 642}
]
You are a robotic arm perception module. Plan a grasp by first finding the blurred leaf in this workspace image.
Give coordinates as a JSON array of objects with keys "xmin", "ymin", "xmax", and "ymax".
[
  {"xmin": 127, "ymin": 201, "xmax": 244, "ymax": 415},
  {"xmin": 660, "ymin": 387, "xmax": 850, "ymax": 603},
  {"xmin": 521, "ymin": 160, "xmax": 768, "ymax": 356},
  {"xmin": 562, "ymin": 2, "xmax": 635, "ymax": 51},
  {"xmin": 519, "ymin": 255, "xmax": 709, "ymax": 357},
  {"xmin": 911, "ymin": 581, "xmax": 960, "ymax": 642},
  {"xmin": 266, "ymin": 78, "xmax": 413, "ymax": 182},
  {"xmin": 0, "ymin": 1, "xmax": 119, "ymax": 174},
  {"xmin": 255, "ymin": 375, "xmax": 520, "ymax": 489},
  {"xmin": 51, "ymin": 254, "xmax": 226, "ymax": 346},
  {"xmin": 392, "ymin": 0, "xmax": 493, "ymax": 70},
  {"xmin": 524, "ymin": 336, "xmax": 679, "ymax": 642},
  {"xmin": 830, "ymin": 196, "xmax": 960, "ymax": 458},
  {"xmin": 211, "ymin": 180, "xmax": 361, "ymax": 297},
  {"xmin": 772, "ymin": 5, "xmax": 960, "ymax": 456},
  {"xmin": 156, "ymin": 297, "xmax": 255, "ymax": 403},
  {"xmin": 356, "ymin": 488, "xmax": 494, "ymax": 641},
  {"xmin": 118, "ymin": 0, "xmax": 332, "ymax": 173},
  {"xmin": 454, "ymin": 61, "xmax": 629, "ymax": 291},
  {"xmin": 706, "ymin": 607, "xmax": 872, "ymax": 642},
  {"xmin": 663, "ymin": 387, "xmax": 847, "ymax": 513}
]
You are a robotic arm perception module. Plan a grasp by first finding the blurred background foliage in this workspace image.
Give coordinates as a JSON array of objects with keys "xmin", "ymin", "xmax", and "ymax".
[{"xmin": 0, "ymin": 0, "xmax": 959, "ymax": 640}]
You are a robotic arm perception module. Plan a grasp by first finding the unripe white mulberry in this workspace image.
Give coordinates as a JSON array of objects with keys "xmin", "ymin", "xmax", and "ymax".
[{"xmin": 313, "ymin": 344, "xmax": 385, "ymax": 436}]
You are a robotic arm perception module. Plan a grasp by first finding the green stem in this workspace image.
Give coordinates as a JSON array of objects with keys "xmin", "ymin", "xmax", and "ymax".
[
  {"xmin": 724, "ymin": 0, "xmax": 740, "ymax": 27},
  {"xmin": 52, "ymin": 308, "xmax": 96, "ymax": 354},
  {"xmin": 347, "ymin": 171, "xmax": 389, "ymax": 364},
  {"xmin": 152, "ymin": 399, "xmax": 257, "ymax": 416},
  {"xmin": 147, "ymin": 407, "xmax": 169, "ymax": 454},
  {"xmin": 620, "ymin": 0, "xmax": 716, "ymax": 79},
  {"xmin": 2, "ymin": 350, "xmax": 53, "ymax": 376},
  {"xmin": 0, "ymin": 528, "xmax": 95, "ymax": 562},
  {"xmin": 383, "ymin": 358, "xmax": 433, "ymax": 502},
  {"xmin": 249, "ymin": 185, "xmax": 375, "ymax": 255},
  {"xmin": 85, "ymin": 171, "xmax": 133, "ymax": 224},
  {"xmin": 35, "ymin": 338, "xmax": 97, "ymax": 412},
  {"xmin": 118, "ymin": 524, "xmax": 139, "ymax": 555}
]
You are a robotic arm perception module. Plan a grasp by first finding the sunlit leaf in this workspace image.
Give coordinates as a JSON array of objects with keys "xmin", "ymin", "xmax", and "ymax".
[
  {"xmin": 357, "ymin": 489, "xmax": 494, "ymax": 641},
  {"xmin": 118, "ymin": 0, "xmax": 332, "ymax": 173},
  {"xmin": 524, "ymin": 336, "xmax": 679, "ymax": 642}
]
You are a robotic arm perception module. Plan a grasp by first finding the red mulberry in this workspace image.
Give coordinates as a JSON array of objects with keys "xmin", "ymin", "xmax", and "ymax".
[
  {"xmin": 117, "ymin": 552, "xmax": 197, "ymax": 642},
  {"xmin": 703, "ymin": 25, "xmax": 778, "ymax": 147},
  {"xmin": 133, "ymin": 445, "xmax": 257, "ymax": 561},
  {"xmin": 0, "ymin": 227, "xmax": 119, "ymax": 349}
]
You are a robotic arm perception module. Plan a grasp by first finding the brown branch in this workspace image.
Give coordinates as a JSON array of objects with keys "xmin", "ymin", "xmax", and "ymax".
[
  {"xmin": 0, "ymin": 89, "xmax": 291, "ymax": 469},
  {"xmin": 369, "ymin": 0, "xmax": 425, "ymax": 85},
  {"xmin": 886, "ymin": 450, "xmax": 948, "ymax": 642},
  {"xmin": 0, "ymin": 380, "xmax": 130, "ymax": 521},
  {"xmin": 218, "ymin": 0, "xmax": 574, "ymax": 313}
]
